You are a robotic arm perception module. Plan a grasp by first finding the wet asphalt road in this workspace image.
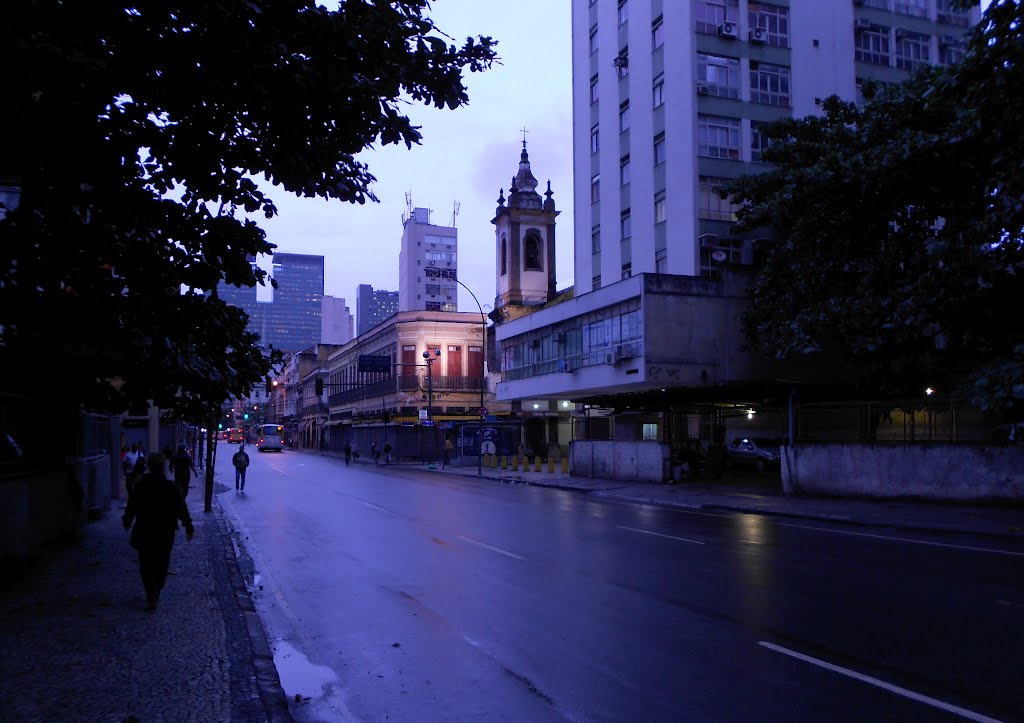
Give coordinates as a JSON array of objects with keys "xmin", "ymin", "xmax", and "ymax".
[{"xmin": 217, "ymin": 447, "xmax": 1024, "ymax": 722}]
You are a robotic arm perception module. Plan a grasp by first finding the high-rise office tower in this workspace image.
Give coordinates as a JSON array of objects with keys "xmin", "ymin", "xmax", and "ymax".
[
  {"xmin": 398, "ymin": 206, "xmax": 458, "ymax": 313},
  {"xmin": 217, "ymin": 255, "xmax": 259, "ymax": 317},
  {"xmin": 321, "ymin": 295, "xmax": 354, "ymax": 345},
  {"xmin": 356, "ymin": 284, "xmax": 399, "ymax": 336},
  {"xmin": 573, "ymin": 0, "xmax": 978, "ymax": 293},
  {"xmin": 263, "ymin": 252, "xmax": 324, "ymax": 352}
]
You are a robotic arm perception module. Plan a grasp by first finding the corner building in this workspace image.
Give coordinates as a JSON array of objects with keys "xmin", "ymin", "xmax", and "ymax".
[{"xmin": 574, "ymin": 0, "xmax": 977, "ymax": 291}]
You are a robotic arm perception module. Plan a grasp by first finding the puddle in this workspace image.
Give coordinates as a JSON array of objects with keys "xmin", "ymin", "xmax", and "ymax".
[{"xmin": 273, "ymin": 639, "xmax": 337, "ymax": 700}]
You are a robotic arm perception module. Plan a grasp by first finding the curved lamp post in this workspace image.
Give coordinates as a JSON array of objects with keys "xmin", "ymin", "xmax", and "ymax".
[{"xmin": 452, "ymin": 277, "xmax": 487, "ymax": 477}]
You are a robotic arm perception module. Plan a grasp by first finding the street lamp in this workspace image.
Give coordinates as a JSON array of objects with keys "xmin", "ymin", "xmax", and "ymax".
[{"xmin": 452, "ymin": 276, "xmax": 487, "ymax": 477}]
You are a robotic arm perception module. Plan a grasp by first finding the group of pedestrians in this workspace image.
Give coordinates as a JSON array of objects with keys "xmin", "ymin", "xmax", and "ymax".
[{"xmin": 343, "ymin": 440, "xmax": 392, "ymax": 465}]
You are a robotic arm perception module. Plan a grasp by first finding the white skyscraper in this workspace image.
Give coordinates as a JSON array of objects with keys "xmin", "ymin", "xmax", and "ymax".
[{"xmin": 398, "ymin": 206, "xmax": 458, "ymax": 313}]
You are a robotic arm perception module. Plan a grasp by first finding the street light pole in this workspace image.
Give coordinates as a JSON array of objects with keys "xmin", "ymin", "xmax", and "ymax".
[{"xmin": 453, "ymin": 277, "xmax": 486, "ymax": 477}]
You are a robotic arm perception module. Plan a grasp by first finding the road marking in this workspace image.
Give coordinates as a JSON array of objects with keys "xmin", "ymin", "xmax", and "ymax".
[
  {"xmin": 360, "ymin": 501, "xmax": 390, "ymax": 513},
  {"xmin": 616, "ymin": 525, "xmax": 706, "ymax": 545},
  {"xmin": 767, "ymin": 520, "xmax": 1024, "ymax": 558},
  {"xmin": 458, "ymin": 536, "xmax": 524, "ymax": 560},
  {"xmin": 270, "ymin": 466, "xmax": 290, "ymax": 476},
  {"xmin": 758, "ymin": 641, "xmax": 1005, "ymax": 723}
]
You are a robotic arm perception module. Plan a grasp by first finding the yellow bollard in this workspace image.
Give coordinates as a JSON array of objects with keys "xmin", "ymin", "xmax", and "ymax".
[
  {"xmin": 501, "ymin": 455, "xmax": 507, "ymax": 469},
  {"xmin": 547, "ymin": 457, "xmax": 554, "ymax": 473},
  {"xmin": 511, "ymin": 456, "xmax": 519, "ymax": 471},
  {"xmin": 561, "ymin": 457, "xmax": 569, "ymax": 474},
  {"xmin": 534, "ymin": 456, "xmax": 542, "ymax": 472}
]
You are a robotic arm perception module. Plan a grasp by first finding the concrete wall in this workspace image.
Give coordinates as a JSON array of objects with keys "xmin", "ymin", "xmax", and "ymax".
[
  {"xmin": 570, "ymin": 440, "xmax": 669, "ymax": 482},
  {"xmin": 782, "ymin": 443, "xmax": 1024, "ymax": 501}
]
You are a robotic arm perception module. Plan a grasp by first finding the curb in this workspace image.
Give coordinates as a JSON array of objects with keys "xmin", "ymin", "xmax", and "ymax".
[{"xmin": 211, "ymin": 500, "xmax": 294, "ymax": 722}]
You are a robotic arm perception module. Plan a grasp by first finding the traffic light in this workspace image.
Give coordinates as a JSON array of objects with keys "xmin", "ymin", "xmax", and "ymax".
[
  {"xmin": 243, "ymin": 413, "xmax": 249, "ymax": 420},
  {"xmin": 218, "ymin": 423, "xmax": 223, "ymax": 430},
  {"xmin": 315, "ymin": 378, "xmax": 323, "ymax": 396}
]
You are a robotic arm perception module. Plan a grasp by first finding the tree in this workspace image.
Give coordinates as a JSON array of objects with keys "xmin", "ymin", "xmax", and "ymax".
[
  {"xmin": 0, "ymin": 0, "xmax": 496, "ymax": 420},
  {"xmin": 724, "ymin": 0, "xmax": 1024, "ymax": 414}
]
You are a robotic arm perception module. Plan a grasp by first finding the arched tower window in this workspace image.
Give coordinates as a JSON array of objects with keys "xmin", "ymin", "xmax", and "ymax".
[
  {"xmin": 501, "ymin": 235, "xmax": 508, "ymax": 276},
  {"xmin": 524, "ymin": 233, "xmax": 542, "ymax": 271}
]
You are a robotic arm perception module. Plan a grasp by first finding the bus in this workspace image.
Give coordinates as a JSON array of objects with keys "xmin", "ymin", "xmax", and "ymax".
[
  {"xmin": 227, "ymin": 427, "xmax": 244, "ymax": 444},
  {"xmin": 256, "ymin": 424, "xmax": 284, "ymax": 452}
]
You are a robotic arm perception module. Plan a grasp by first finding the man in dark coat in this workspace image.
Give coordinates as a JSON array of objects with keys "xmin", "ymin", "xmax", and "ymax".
[
  {"xmin": 123, "ymin": 454, "xmax": 194, "ymax": 611},
  {"xmin": 170, "ymin": 444, "xmax": 198, "ymax": 500}
]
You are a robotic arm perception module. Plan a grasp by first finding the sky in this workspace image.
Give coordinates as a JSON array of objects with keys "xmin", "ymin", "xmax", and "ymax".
[{"xmin": 254, "ymin": 0, "xmax": 575, "ymax": 313}]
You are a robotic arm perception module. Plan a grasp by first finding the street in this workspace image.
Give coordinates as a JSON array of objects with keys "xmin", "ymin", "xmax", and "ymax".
[{"xmin": 215, "ymin": 445, "xmax": 1024, "ymax": 722}]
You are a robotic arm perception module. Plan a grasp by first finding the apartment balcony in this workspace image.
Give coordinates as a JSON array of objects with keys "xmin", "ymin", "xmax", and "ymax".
[
  {"xmin": 398, "ymin": 374, "xmax": 485, "ymax": 393},
  {"xmin": 299, "ymin": 401, "xmax": 329, "ymax": 417}
]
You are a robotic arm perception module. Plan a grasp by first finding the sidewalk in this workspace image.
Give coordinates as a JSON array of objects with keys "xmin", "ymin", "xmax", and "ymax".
[
  {"xmin": 0, "ymin": 473, "xmax": 292, "ymax": 723},
  {"xmin": 425, "ymin": 458, "xmax": 1024, "ymax": 541}
]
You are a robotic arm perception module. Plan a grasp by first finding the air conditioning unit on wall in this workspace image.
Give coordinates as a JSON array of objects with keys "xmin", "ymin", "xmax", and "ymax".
[
  {"xmin": 749, "ymin": 27, "xmax": 768, "ymax": 44},
  {"xmin": 717, "ymin": 22, "xmax": 738, "ymax": 39}
]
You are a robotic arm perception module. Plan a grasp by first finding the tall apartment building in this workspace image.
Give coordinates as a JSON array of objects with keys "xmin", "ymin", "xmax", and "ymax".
[
  {"xmin": 356, "ymin": 283, "xmax": 400, "ymax": 336},
  {"xmin": 321, "ymin": 295, "xmax": 354, "ymax": 345},
  {"xmin": 397, "ymin": 206, "xmax": 459, "ymax": 313},
  {"xmin": 264, "ymin": 252, "xmax": 324, "ymax": 353},
  {"xmin": 573, "ymin": 0, "xmax": 978, "ymax": 294}
]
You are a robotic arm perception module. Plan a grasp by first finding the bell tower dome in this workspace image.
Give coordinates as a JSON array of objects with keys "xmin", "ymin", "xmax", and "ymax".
[{"xmin": 492, "ymin": 137, "xmax": 559, "ymax": 318}]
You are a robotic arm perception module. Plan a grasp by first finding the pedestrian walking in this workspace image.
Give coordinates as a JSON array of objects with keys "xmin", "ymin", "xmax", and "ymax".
[
  {"xmin": 123, "ymin": 443, "xmax": 145, "ymax": 494},
  {"xmin": 232, "ymin": 444, "xmax": 250, "ymax": 492},
  {"xmin": 371, "ymin": 442, "xmax": 379, "ymax": 464},
  {"xmin": 122, "ymin": 453, "xmax": 194, "ymax": 611},
  {"xmin": 443, "ymin": 437, "xmax": 454, "ymax": 468},
  {"xmin": 352, "ymin": 441, "xmax": 360, "ymax": 461},
  {"xmin": 170, "ymin": 444, "xmax": 198, "ymax": 500},
  {"xmin": 383, "ymin": 441, "xmax": 392, "ymax": 464},
  {"xmin": 343, "ymin": 441, "xmax": 352, "ymax": 465}
]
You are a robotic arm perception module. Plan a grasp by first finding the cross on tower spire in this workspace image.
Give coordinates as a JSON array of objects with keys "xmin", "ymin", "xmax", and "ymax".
[{"xmin": 520, "ymin": 126, "xmax": 529, "ymax": 149}]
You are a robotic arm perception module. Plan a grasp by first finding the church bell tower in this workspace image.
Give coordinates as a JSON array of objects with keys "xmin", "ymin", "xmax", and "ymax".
[{"xmin": 492, "ymin": 137, "xmax": 559, "ymax": 320}]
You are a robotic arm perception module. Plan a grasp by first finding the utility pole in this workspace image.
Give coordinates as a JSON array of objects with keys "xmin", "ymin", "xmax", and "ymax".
[{"xmin": 453, "ymin": 277, "xmax": 487, "ymax": 477}]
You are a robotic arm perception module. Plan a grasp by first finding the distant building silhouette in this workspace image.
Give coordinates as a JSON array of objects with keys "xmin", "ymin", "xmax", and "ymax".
[
  {"xmin": 356, "ymin": 283, "xmax": 399, "ymax": 336},
  {"xmin": 321, "ymin": 295, "xmax": 354, "ymax": 345},
  {"xmin": 264, "ymin": 253, "xmax": 324, "ymax": 353},
  {"xmin": 398, "ymin": 206, "xmax": 458, "ymax": 313}
]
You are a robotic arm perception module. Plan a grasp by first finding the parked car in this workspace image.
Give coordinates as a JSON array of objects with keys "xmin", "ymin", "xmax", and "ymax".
[{"xmin": 724, "ymin": 437, "xmax": 781, "ymax": 474}]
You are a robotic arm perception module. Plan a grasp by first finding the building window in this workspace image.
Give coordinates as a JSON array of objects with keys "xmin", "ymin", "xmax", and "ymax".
[
  {"xmin": 751, "ymin": 122, "xmax": 770, "ymax": 163},
  {"xmin": 615, "ymin": 47, "xmax": 629, "ymax": 78},
  {"xmin": 749, "ymin": 61, "xmax": 790, "ymax": 106},
  {"xmin": 748, "ymin": 2, "xmax": 789, "ymax": 48},
  {"xmin": 621, "ymin": 209, "xmax": 632, "ymax": 239},
  {"xmin": 591, "ymin": 124, "xmax": 600, "ymax": 153},
  {"xmin": 653, "ymin": 74, "xmax": 665, "ymax": 108},
  {"xmin": 862, "ymin": 0, "xmax": 889, "ymax": 9},
  {"xmin": 700, "ymin": 238, "xmax": 743, "ymax": 279},
  {"xmin": 697, "ymin": 114, "xmax": 741, "ymax": 160},
  {"xmin": 937, "ymin": 0, "xmax": 970, "ymax": 26},
  {"xmin": 696, "ymin": 0, "xmax": 739, "ymax": 36},
  {"xmin": 893, "ymin": 0, "xmax": 928, "ymax": 18},
  {"xmin": 655, "ymin": 248, "xmax": 668, "ymax": 273},
  {"xmin": 654, "ymin": 190, "xmax": 666, "ymax": 224},
  {"xmin": 618, "ymin": 0, "xmax": 628, "ymax": 26},
  {"xmin": 591, "ymin": 173, "xmax": 600, "ymax": 203},
  {"xmin": 652, "ymin": 15, "xmax": 664, "ymax": 48},
  {"xmin": 654, "ymin": 132, "xmax": 666, "ymax": 165},
  {"xmin": 895, "ymin": 29, "xmax": 930, "ymax": 70},
  {"xmin": 619, "ymin": 101, "xmax": 630, "ymax": 132},
  {"xmin": 621, "ymin": 263, "xmax": 632, "ymax": 280},
  {"xmin": 620, "ymin": 155, "xmax": 631, "ymax": 186},
  {"xmin": 855, "ymin": 24, "xmax": 891, "ymax": 66},
  {"xmin": 699, "ymin": 175, "xmax": 740, "ymax": 221},
  {"xmin": 590, "ymin": 75, "xmax": 599, "ymax": 103},
  {"xmin": 426, "ymin": 284, "xmax": 441, "ymax": 296},
  {"xmin": 589, "ymin": 25, "xmax": 598, "ymax": 54},
  {"xmin": 940, "ymin": 37, "xmax": 967, "ymax": 66},
  {"xmin": 592, "ymin": 225, "xmax": 601, "ymax": 254},
  {"xmin": 697, "ymin": 53, "xmax": 740, "ymax": 99},
  {"xmin": 592, "ymin": 274, "xmax": 602, "ymax": 290},
  {"xmin": 524, "ymin": 234, "xmax": 543, "ymax": 271},
  {"xmin": 501, "ymin": 235, "xmax": 507, "ymax": 276}
]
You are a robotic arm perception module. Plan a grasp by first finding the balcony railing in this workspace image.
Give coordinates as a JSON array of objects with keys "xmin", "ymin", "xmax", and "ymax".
[
  {"xmin": 397, "ymin": 374, "xmax": 484, "ymax": 393},
  {"xmin": 299, "ymin": 401, "xmax": 328, "ymax": 417}
]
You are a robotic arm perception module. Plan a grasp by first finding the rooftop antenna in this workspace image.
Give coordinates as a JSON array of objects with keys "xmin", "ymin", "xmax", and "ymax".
[
  {"xmin": 450, "ymin": 200, "xmax": 460, "ymax": 228},
  {"xmin": 403, "ymin": 190, "xmax": 413, "ymax": 224}
]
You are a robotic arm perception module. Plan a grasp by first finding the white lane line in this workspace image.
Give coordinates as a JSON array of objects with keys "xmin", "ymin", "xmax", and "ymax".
[
  {"xmin": 758, "ymin": 642, "xmax": 1005, "ymax": 723},
  {"xmin": 767, "ymin": 520, "xmax": 1024, "ymax": 558},
  {"xmin": 360, "ymin": 501, "xmax": 390, "ymax": 513},
  {"xmin": 458, "ymin": 536, "xmax": 525, "ymax": 560},
  {"xmin": 616, "ymin": 525, "xmax": 706, "ymax": 545}
]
